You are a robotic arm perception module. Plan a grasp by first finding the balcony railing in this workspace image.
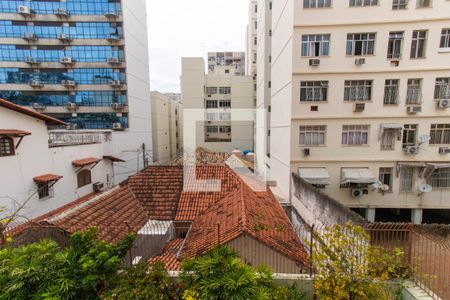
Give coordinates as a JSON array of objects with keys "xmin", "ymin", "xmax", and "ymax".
[{"xmin": 48, "ymin": 131, "xmax": 104, "ymax": 147}]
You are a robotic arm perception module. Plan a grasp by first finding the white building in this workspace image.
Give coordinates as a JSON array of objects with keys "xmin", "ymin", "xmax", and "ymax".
[
  {"xmin": 181, "ymin": 57, "xmax": 254, "ymax": 153},
  {"xmin": 253, "ymin": 0, "xmax": 450, "ymax": 223},
  {"xmin": 150, "ymin": 91, "xmax": 183, "ymax": 163},
  {"xmin": 0, "ymin": 98, "xmax": 124, "ymax": 220}
]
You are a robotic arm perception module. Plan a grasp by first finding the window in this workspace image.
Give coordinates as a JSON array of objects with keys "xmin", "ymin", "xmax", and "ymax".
[
  {"xmin": 219, "ymin": 126, "xmax": 231, "ymax": 133},
  {"xmin": 270, "ymin": 2, "xmax": 272, "ymax": 9},
  {"xmin": 383, "ymin": 79, "xmax": 400, "ymax": 105},
  {"xmin": 392, "ymin": 0, "xmax": 408, "ymax": 9},
  {"xmin": 300, "ymin": 81, "xmax": 328, "ymax": 102},
  {"xmin": 303, "ymin": 0, "xmax": 331, "ymax": 8},
  {"xmin": 400, "ymin": 168, "xmax": 414, "ymax": 192},
  {"xmin": 300, "ymin": 125, "xmax": 326, "ymax": 146},
  {"xmin": 434, "ymin": 78, "xmax": 450, "ymax": 100},
  {"xmin": 410, "ymin": 30, "xmax": 427, "ymax": 58},
  {"xmin": 0, "ymin": 137, "xmax": 14, "ymax": 156},
  {"xmin": 301, "ymin": 34, "xmax": 330, "ymax": 57},
  {"xmin": 254, "ymin": 37, "xmax": 257, "ymax": 46},
  {"xmin": 219, "ymin": 87, "xmax": 231, "ymax": 94},
  {"xmin": 440, "ymin": 29, "xmax": 450, "ymax": 48},
  {"xmin": 428, "ymin": 168, "xmax": 450, "ymax": 188},
  {"xmin": 430, "ymin": 124, "xmax": 450, "ymax": 145},
  {"xmin": 387, "ymin": 32, "xmax": 404, "ymax": 59},
  {"xmin": 219, "ymin": 100, "xmax": 231, "ymax": 108},
  {"xmin": 381, "ymin": 129, "xmax": 396, "ymax": 150},
  {"xmin": 344, "ymin": 80, "xmax": 372, "ymax": 101},
  {"xmin": 206, "ymin": 100, "xmax": 218, "ymax": 108},
  {"xmin": 38, "ymin": 182, "xmax": 53, "ymax": 199},
  {"xmin": 206, "ymin": 126, "xmax": 218, "ymax": 133},
  {"xmin": 349, "ymin": 0, "xmax": 378, "ymax": 6},
  {"xmin": 416, "ymin": 0, "xmax": 432, "ymax": 8},
  {"xmin": 205, "ymin": 87, "xmax": 217, "ymax": 94},
  {"xmin": 77, "ymin": 169, "xmax": 92, "ymax": 188},
  {"xmin": 255, "ymin": 4, "xmax": 257, "ymax": 13},
  {"xmin": 254, "ymin": 21, "xmax": 257, "ymax": 30},
  {"xmin": 406, "ymin": 79, "xmax": 422, "ymax": 105},
  {"xmin": 341, "ymin": 125, "xmax": 370, "ymax": 145},
  {"xmin": 346, "ymin": 33, "xmax": 376, "ymax": 56},
  {"xmin": 402, "ymin": 124, "xmax": 418, "ymax": 149},
  {"xmin": 379, "ymin": 168, "xmax": 393, "ymax": 191}
]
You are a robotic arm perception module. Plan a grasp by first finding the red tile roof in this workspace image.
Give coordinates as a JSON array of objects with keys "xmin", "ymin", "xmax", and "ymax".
[
  {"xmin": 180, "ymin": 185, "xmax": 308, "ymax": 267},
  {"xmin": 72, "ymin": 157, "xmax": 101, "ymax": 167},
  {"xmin": 175, "ymin": 165, "xmax": 241, "ymax": 221},
  {"xmin": 149, "ymin": 239, "xmax": 184, "ymax": 271},
  {"xmin": 0, "ymin": 98, "xmax": 66, "ymax": 126},
  {"xmin": 103, "ymin": 155, "xmax": 126, "ymax": 163},
  {"xmin": 128, "ymin": 166, "xmax": 184, "ymax": 220},
  {"xmin": 33, "ymin": 174, "xmax": 63, "ymax": 183},
  {"xmin": 0, "ymin": 129, "xmax": 31, "ymax": 137}
]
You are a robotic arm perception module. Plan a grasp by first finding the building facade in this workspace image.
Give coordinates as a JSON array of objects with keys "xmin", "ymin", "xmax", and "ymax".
[
  {"xmin": 0, "ymin": 0, "xmax": 152, "ymax": 182},
  {"xmin": 207, "ymin": 52, "xmax": 246, "ymax": 76},
  {"xmin": 257, "ymin": 0, "xmax": 450, "ymax": 223},
  {"xmin": 181, "ymin": 57, "xmax": 254, "ymax": 152},
  {"xmin": 150, "ymin": 91, "xmax": 183, "ymax": 163}
]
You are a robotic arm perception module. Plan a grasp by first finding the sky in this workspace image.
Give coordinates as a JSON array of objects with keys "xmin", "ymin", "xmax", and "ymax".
[{"xmin": 146, "ymin": 0, "xmax": 249, "ymax": 93}]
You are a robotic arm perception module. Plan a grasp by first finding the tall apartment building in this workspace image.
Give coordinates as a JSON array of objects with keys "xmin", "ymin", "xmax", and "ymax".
[
  {"xmin": 246, "ymin": 0, "xmax": 258, "ymax": 80},
  {"xmin": 0, "ymin": 0, "xmax": 152, "ymax": 181},
  {"xmin": 150, "ymin": 91, "xmax": 183, "ymax": 163},
  {"xmin": 255, "ymin": 0, "xmax": 450, "ymax": 224},
  {"xmin": 181, "ymin": 57, "xmax": 254, "ymax": 152},
  {"xmin": 208, "ymin": 52, "xmax": 246, "ymax": 76}
]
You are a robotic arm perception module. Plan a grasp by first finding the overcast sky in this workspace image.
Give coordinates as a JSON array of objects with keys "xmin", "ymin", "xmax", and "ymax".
[{"xmin": 147, "ymin": 0, "xmax": 249, "ymax": 93}]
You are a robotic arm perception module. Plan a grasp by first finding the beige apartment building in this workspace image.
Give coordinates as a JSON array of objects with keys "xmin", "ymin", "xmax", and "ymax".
[
  {"xmin": 208, "ymin": 52, "xmax": 246, "ymax": 76},
  {"xmin": 181, "ymin": 57, "xmax": 254, "ymax": 152},
  {"xmin": 254, "ymin": 0, "xmax": 450, "ymax": 223},
  {"xmin": 150, "ymin": 91, "xmax": 183, "ymax": 163}
]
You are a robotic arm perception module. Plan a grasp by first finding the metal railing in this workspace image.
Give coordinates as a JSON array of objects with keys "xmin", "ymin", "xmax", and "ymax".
[{"xmin": 48, "ymin": 131, "xmax": 105, "ymax": 147}]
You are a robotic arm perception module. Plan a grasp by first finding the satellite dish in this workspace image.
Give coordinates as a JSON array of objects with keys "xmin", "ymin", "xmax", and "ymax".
[
  {"xmin": 372, "ymin": 181, "xmax": 382, "ymax": 189},
  {"xmin": 380, "ymin": 184, "xmax": 390, "ymax": 192},
  {"xmin": 418, "ymin": 135, "xmax": 431, "ymax": 144},
  {"xmin": 418, "ymin": 184, "xmax": 433, "ymax": 194}
]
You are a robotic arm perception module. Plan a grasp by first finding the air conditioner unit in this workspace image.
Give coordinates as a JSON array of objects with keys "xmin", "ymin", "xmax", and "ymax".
[
  {"xmin": 54, "ymin": 8, "xmax": 70, "ymax": 17},
  {"xmin": 62, "ymin": 80, "xmax": 76, "ymax": 87},
  {"xmin": 18, "ymin": 6, "xmax": 32, "ymax": 15},
  {"xmin": 22, "ymin": 32, "xmax": 38, "ymax": 41},
  {"xmin": 353, "ymin": 103, "xmax": 365, "ymax": 112},
  {"xmin": 407, "ymin": 106, "xmax": 422, "ymax": 114},
  {"xmin": 60, "ymin": 57, "xmax": 74, "ymax": 64},
  {"xmin": 439, "ymin": 147, "xmax": 450, "ymax": 154},
  {"xmin": 303, "ymin": 148, "xmax": 310, "ymax": 156},
  {"xmin": 107, "ymin": 35, "xmax": 120, "ymax": 42},
  {"xmin": 405, "ymin": 146, "xmax": 420, "ymax": 155},
  {"xmin": 30, "ymin": 80, "xmax": 43, "ymax": 87},
  {"xmin": 112, "ymin": 122, "xmax": 123, "ymax": 131},
  {"xmin": 65, "ymin": 102, "xmax": 78, "ymax": 110},
  {"xmin": 309, "ymin": 59, "xmax": 320, "ymax": 66},
  {"xmin": 93, "ymin": 182, "xmax": 104, "ymax": 192},
  {"xmin": 32, "ymin": 103, "xmax": 46, "ymax": 110},
  {"xmin": 390, "ymin": 60, "xmax": 400, "ymax": 67},
  {"xmin": 109, "ymin": 80, "xmax": 122, "ymax": 87},
  {"xmin": 25, "ymin": 56, "xmax": 40, "ymax": 65},
  {"xmin": 57, "ymin": 33, "xmax": 73, "ymax": 42},
  {"xmin": 66, "ymin": 124, "xmax": 78, "ymax": 130},
  {"xmin": 438, "ymin": 99, "xmax": 449, "ymax": 109},
  {"xmin": 107, "ymin": 57, "xmax": 121, "ymax": 64},
  {"xmin": 351, "ymin": 188, "xmax": 365, "ymax": 198},
  {"xmin": 355, "ymin": 58, "xmax": 366, "ymax": 65},
  {"xmin": 111, "ymin": 103, "xmax": 124, "ymax": 110},
  {"xmin": 104, "ymin": 11, "xmax": 120, "ymax": 18}
]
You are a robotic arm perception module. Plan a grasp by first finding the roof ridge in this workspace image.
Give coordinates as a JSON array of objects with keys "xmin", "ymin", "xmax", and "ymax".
[
  {"xmin": 239, "ymin": 185, "xmax": 248, "ymax": 233},
  {"xmin": 126, "ymin": 185, "xmax": 151, "ymax": 220}
]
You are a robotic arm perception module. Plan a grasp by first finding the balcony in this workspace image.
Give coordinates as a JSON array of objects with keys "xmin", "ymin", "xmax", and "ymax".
[{"xmin": 48, "ymin": 131, "xmax": 104, "ymax": 147}]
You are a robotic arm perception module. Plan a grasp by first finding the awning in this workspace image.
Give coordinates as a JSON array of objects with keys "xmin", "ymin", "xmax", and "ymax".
[
  {"xmin": 424, "ymin": 163, "xmax": 450, "ymax": 178},
  {"xmin": 340, "ymin": 168, "xmax": 377, "ymax": 185},
  {"xmin": 33, "ymin": 174, "xmax": 63, "ymax": 184},
  {"xmin": 379, "ymin": 124, "xmax": 402, "ymax": 140},
  {"xmin": 299, "ymin": 168, "xmax": 331, "ymax": 185},
  {"xmin": 103, "ymin": 155, "xmax": 125, "ymax": 163},
  {"xmin": 396, "ymin": 162, "xmax": 427, "ymax": 177},
  {"xmin": 72, "ymin": 157, "xmax": 101, "ymax": 167},
  {"xmin": 0, "ymin": 129, "xmax": 31, "ymax": 137}
]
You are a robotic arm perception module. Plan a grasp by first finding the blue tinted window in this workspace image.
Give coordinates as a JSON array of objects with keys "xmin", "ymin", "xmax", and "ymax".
[
  {"xmin": 0, "ymin": 0, "xmax": 121, "ymax": 15},
  {"xmin": 50, "ymin": 113, "xmax": 129, "ymax": 129}
]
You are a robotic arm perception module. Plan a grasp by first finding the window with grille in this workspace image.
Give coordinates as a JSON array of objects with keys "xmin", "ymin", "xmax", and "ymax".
[
  {"xmin": 300, "ymin": 125, "xmax": 326, "ymax": 146},
  {"xmin": 387, "ymin": 31, "xmax": 404, "ymax": 59},
  {"xmin": 384, "ymin": 79, "xmax": 400, "ymax": 105},
  {"xmin": 205, "ymin": 100, "xmax": 218, "ymax": 108},
  {"xmin": 440, "ymin": 29, "xmax": 450, "ymax": 48},
  {"xmin": 400, "ymin": 168, "xmax": 414, "ymax": 192},
  {"xmin": 434, "ymin": 78, "xmax": 450, "ymax": 100},
  {"xmin": 392, "ymin": 0, "xmax": 408, "ymax": 9},
  {"xmin": 410, "ymin": 30, "xmax": 427, "ymax": 58},
  {"xmin": 219, "ymin": 87, "xmax": 231, "ymax": 94},
  {"xmin": 416, "ymin": 0, "xmax": 431, "ymax": 8},
  {"xmin": 77, "ymin": 169, "xmax": 92, "ymax": 188},
  {"xmin": 428, "ymin": 168, "xmax": 450, "ymax": 188},
  {"xmin": 379, "ymin": 168, "xmax": 393, "ymax": 191},
  {"xmin": 342, "ymin": 125, "xmax": 370, "ymax": 145},
  {"xmin": 0, "ymin": 137, "xmax": 14, "ymax": 156},
  {"xmin": 381, "ymin": 129, "xmax": 396, "ymax": 150},
  {"xmin": 205, "ymin": 87, "xmax": 217, "ymax": 94},
  {"xmin": 206, "ymin": 126, "xmax": 218, "ymax": 133},
  {"xmin": 303, "ymin": 0, "xmax": 332, "ymax": 8},
  {"xmin": 349, "ymin": 0, "xmax": 378, "ymax": 6},
  {"xmin": 430, "ymin": 124, "xmax": 450, "ymax": 145},
  {"xmin": 38, "ymin": 182, "xmax": 54, "ymax": 199},
  {"xmin": 402, "ymin": 124, "xmax": 418, "ymax": 149},
  {"xmin": 346, "ymin": 33, "xmax": 376, "ymax": 56},
  {"xmin": 406, "ymin": 79, "xmax": 422, "ymax": 105},
  {"xmin": 300, "ymin": 81, "xmax": 328, "ymax": 102},
  {"xmin": 301, "ymin": 34, "xmax": 330, "ymax": 57},
  {"xmin": 219, "ymin": 100, "xmax": 231, "ymax": 108},
  {"xmin": 219, "ymin": 126, "xmax": 231, "ymax": 133},
  {"xmin": 344, "ymin": 80, "xmax": 372, "ymax": 101}
]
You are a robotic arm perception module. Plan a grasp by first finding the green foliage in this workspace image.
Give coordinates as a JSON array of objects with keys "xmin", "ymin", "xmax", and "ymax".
[
  {"xmin": 311, "ymin": 222, "xmax": 408, "ymax": 300},
  {"xmin": 0, "ymin": 228, "xmax": 134, "ymax": 299},
  {"xmin": 180, "ymin": 246, "xmax": 305, "ymax": 300},
  {"xmin": 103, "ymin": 262, "xmax": 183, "ymax": 300}
]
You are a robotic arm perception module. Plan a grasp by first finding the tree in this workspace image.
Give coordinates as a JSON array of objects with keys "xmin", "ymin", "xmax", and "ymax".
[
  {"xmin": 311, "ymin": 222, "xmax": 408, "ymax": 300},
  {"xmin": 0, "ymin": 228, "xmax": 134, "ymax": 299}
]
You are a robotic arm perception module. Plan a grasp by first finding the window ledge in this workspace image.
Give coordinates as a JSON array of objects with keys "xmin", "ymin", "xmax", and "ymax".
[{"xmin": 438, "ymin": 48, "xmax": 450, "ymax": 53}]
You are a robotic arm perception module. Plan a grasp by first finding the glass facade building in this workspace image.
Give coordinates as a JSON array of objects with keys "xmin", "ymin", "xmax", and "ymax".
[{"xmin": 0, "ymin": 0, "xmax": 128, "ymax": 129}]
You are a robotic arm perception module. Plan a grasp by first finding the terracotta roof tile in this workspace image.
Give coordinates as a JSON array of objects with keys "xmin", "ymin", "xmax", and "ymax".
[
  {"xmin": 0, "ymin": 129, "xmax": 31, "ymax": 137},
  {"xmin": 33, "ymin": 174, "xmax": 63, "ymax": 183},
  {"xmin": 0, "ymin": 98, "xmax": 66, "ymax": 126},
  {"xmin": 103, "ymin": 155, "xmax": 126, "ymax": 163},
  {"xmin": 72, "ymin": 157, "xmax": 101, "ymax": 167},
  {"xmin": 149, "ymin": 239, "xmax": 183, "ymax": 271},
  {"xmin": 169, "ymin": 148, "xmax": 231, "ymax": 166}
]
